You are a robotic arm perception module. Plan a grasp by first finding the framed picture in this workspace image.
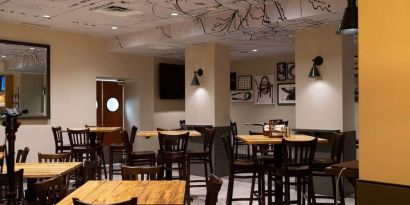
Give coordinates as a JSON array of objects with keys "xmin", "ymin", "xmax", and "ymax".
[
  {"xmin": 237, "ymin": 75, "xmax": 252, "ymax": 90},
  {"xmin": 254, "ymin": 75, "xmax": 274, "ymax": 105},
  {"xmin": 277, "ymin": 63, "xmax": 287, "ymax": 81},
  {"xmin": 287, "ymin": 63, "xmax": 295, "ymax": 80},
  {"xmin": 277, "ymin": 83, "xmax": 295, "ymax": 106},
  {"xmin": 231, "ymin": 91, "xmax": 253, "ymax": 103}
]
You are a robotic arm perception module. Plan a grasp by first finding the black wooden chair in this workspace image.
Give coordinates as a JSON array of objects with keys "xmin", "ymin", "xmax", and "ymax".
[
  {"xmin": 109, "ymin": 126, "xmax": 138, "ymax": 180},
  {"xmin": 205, "ymin": 175, "xmax": 223, "ymax": 205},
  {"xmin": 73, "ymin": 197, "xmax": 137, "ymax": 205},
  {"xmin": 35, "ymin": 175, "xmax": 67, "ymax": 205},
  {"xmin": 121, "ymin": 165, "xmax": 162, "ymax": 180},
  {"xmin": 312, "ymin": 132, "xmax": 346, "ymax": 205},
  {"xmin": 157, "ymin": 132, "xmax": 189, "ymax": 180},
  {"xmin": 68, "ymin": 128, "xmax": 92, "ymax": 162},
  {"xmin": 222, "ymin": 134, "xmax": 263, "ymax": 205},
  {"xmin": 38, "ymin": 152, "xmax": 71, "ymax": 163},
  {"xmin": 230, "ymin": 120, "xmax": 250, "ymax": 160},
  {"xmin": 85, "ymin": 125, "xmax": 107, "ymax": 179},
  {"xmin": 52, "ymin": 126, "xmax": 71, "ymax": 153},
  {"xmin": 76, "ymin": 157, "xmax": 101, "ymax": 187},
  {"xmin": 121, "ymin": 130, "xmax": 156, "ymax": 167},
  {"xmin": 16, "ymin": 147, "xmax": 29, "ymax": 163},
  {"xmin": 270, "ymin": 138, "xmax": 318, "ymax": 205},
  {"xmin": 0, "ymin": 169, "xmax": 24, "ymax": 204}
]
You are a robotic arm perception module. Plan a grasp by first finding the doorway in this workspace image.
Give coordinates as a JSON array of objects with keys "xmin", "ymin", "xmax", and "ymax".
[{"xmin": 96, "ymin": 80, "xmax": 124, "ymax": 145}]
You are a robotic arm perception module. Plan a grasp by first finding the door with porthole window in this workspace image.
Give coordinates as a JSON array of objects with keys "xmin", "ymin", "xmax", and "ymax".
[{"xmin": 96, "ymin": 80, "xmax": 123, "ymax": 145}]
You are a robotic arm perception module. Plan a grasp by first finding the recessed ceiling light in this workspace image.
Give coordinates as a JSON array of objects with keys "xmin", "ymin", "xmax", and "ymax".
[
  {"xmin": 30, "ymin": 47, "xmax": 35, "ymax": 50},
  {"xmin": 42, "ymin": 15, "xmax": 51, "ymax": 19},
  {"xmin": 111, "ymin": 26, "xmax": 118, "ymax": 30},
  {"xmin": 171, "ymin": 13, "xmax": 179, "ymax": 16},
  {"xmin": 1, "ymin": 56, "xmax": 6, "ymax": 58},
  {"xmin": 252, "ymin": 49, "xmax": 259, "ymax": 52}
]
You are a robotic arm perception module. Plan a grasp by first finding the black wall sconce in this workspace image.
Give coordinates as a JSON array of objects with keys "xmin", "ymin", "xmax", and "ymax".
[
  {"xmin": 337, "ymin": 0, "xmax": 358, "ymax": 35},
  {"xmin": 309, "ymin": 56, "xmax": 323, "ymax": 78},
  {"xmin": 191, "ymin": 68, "xmax": 203, "ymax": 86}
]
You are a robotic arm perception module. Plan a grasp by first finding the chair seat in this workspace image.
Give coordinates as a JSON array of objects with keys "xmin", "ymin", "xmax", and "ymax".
[
  {"xmin": 109, "ymin": 144, "xmax": 126, "ymax": 151},
  {"xmin": 187, "ymin": 150, "xmax": 208, "ymax": 158},
  {"xmin": 130, "ymin": 150, "xmax": 156, "ymax": 157},
  {"xmin": 233, "ymin": 159, "xmax": 261, "ymax": 173},
  {"xmin": 312, "ymin": 158, "xmax": 338, "ymax": 171},
  {"xmin": 276, "ymin": 165, "xmax": 310, "ymax": 176}
]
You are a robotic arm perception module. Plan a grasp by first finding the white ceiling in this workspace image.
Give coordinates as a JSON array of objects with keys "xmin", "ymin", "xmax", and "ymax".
[{"xmin": 0, "ymin": 0, "xmax": 347, "ymax": 59}]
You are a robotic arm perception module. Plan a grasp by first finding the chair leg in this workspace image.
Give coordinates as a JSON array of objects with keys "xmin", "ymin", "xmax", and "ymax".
[
  {"xmin": 204, "ymin": 160, "xmax": 209, "ymax": 183},
  {"xmin": 285, "ymin": 176, "xmax": 290, "ymax": 205},
  {"xmin": 268, "ymin": 170, "xmax": 272, "ymax": 205},
  {"xmin": 250, "ymin": 172, "xmax": 256, "ymax": 205},
  {"xmin": 308, "ymin": 175, "xmax": 316, "ymax": 205},
  {"xmin": 186, "ymin": 160, "xmax": 191, "ymax": 205},
  {"xmin": 100, "ymin": 150, "xmax": 108, "ymax": 179},
  {"xmin": 226, "ymin": 171, "xmax": 234, "ymax": 205},
  {"xmin": 109, "ymin": 148, "xmax": 113, "ymax": 180},
  {"xmin": 338, "ymin": 177, "xmax": 345, "ymax": 205},
  {"xmin": 296, "ymin": 177, "xmax": 302, "ymax": 205}
]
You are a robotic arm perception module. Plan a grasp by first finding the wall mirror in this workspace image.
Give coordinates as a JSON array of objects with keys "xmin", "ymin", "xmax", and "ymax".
[{"xmin": 0, "ymin": 40, "xmax": 50, "ymax": 119}]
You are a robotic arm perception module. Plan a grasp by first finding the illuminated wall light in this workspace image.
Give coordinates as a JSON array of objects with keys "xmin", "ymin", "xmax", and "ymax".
[
  {"xmin": 42, "ymin": 14, "xmax": 51, "ymax": 19},
  {"xmin": 171, "ymin": 13, "xmax": 179, "ymax": 16},
  {"xmin": 111, "ymin": 26, "xmax": 118, "ymax": 30}
]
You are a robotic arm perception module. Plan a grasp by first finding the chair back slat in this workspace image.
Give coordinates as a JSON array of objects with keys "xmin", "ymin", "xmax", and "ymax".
[
  {"xmin": 121, "ymin": 165, "xmax": 162, "ymax": 180},
  {"xmin": 331, "ymin": 132, "xmax": 345, "ymax": 162},
  {"xmin": 282, "ymin": 138, "xmax": 317, "ymax": 168},
  {"xmin": 38, "ymin": 152, "xmax": 71, "ymax": 163}
]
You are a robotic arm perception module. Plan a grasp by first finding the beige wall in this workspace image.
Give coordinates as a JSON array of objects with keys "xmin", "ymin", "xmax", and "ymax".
[
  {"xmin": 360, "ymin": 1, "xmax": 410, "ymax": 186},
  {"xmin": 295, "ymin": 26, "xmax": 355, "ymax": 131},
  {"xmin": 230, "ymin": 55, "xmax": 295, "ymax": 134},
  {"xmin": 0, "ymin": 22, "xmax": 155, "ymax": 161}
]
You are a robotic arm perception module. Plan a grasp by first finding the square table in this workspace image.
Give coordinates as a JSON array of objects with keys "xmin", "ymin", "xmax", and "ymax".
[
  {"xmin": 137, "ymin": 130, "xmax": 202, "ymax": 138},
  {"xmin": 57, "ymin": 180, "xmax": 186, "ymax": 205},
  {"xmin": 7, "ymin": 162, "xmax": 82, "ymax": 201},
  {"xmin": 237, "ymin": 134, "xmax": 328, "ymax": 204}
]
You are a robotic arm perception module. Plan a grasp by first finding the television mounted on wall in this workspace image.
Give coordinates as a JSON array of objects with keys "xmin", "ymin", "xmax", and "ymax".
[{"xmin": 159, "ymin": 63, "xmax": 185, "ymax": 99}]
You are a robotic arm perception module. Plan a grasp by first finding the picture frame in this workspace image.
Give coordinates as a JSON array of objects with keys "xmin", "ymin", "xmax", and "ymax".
[
  {"xmin": 287, "ymin": 63, "xmax": 295, "ymax": 80},
  {"xmin": 231, "ymin": 90, "xmax": 253, "ymax": 103},
  {"xmin": 277, "ymin": 62, "xmax": 287, "ymax": 81},
  {"xmin": 254, "ymin": 75, "xmax": 275, "ymax": 105},
  {"xmin": 277, "ymin": 83, "xmax": 295, "ymax": 106},
  {"xmin": 237, "ymin": 75, "xmax": 252, "ymax": 90}
]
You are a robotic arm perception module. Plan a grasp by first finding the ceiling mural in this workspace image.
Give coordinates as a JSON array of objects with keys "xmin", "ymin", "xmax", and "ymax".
[{"xmin": 0, "ymin": 0, "xmax": 347, "ymax": 59}]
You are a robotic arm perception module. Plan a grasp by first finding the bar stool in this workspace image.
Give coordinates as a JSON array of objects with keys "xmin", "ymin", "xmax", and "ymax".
[
  {"xmin": 121, "ymin": 130, "xmax": 156, "ymax": 167},
  {"xmin": 221, "ymin": 134, "xmax": 263, "ymax": 205},
  {"xmin": 68, "ymin": 128, "xmax": 92, "ymax": 162},
  {"xmin": 108, "ymin": 126, "xmax": 138, "ymax": 180},
  {"xmin": 85, "ymin": 125, "xmax": 107, "ymax": 179},
  {"xmin": 230, "ymin": 120, "xmax": 251, "ymax": 160}
]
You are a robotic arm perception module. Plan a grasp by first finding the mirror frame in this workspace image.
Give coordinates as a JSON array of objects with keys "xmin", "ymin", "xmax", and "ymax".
[{"xmin": 0, "ymin": 39, "xmax": 50, "ymax": 119}]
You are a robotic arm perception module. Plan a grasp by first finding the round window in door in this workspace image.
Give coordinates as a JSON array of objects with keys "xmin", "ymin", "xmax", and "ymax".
[{"xmin": 106, "ymin": 97, "xmax": 119, "ymax": 112}]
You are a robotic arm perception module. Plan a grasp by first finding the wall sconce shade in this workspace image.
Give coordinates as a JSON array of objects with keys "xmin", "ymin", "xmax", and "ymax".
[
  {"xmin": 337, "ymin": 0, "xmax": 358, "ymax": 35},
  {"xmin": 191, "ymin": 68, "xmax": 203, "ymax": 86},
  {"xmin": 309, "ymin": 56, "xmax": 323, "ymax": 78}
]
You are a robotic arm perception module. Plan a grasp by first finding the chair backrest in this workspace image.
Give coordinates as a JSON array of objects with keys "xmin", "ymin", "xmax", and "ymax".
[
  {"xmin": 72, "ymin": 197, "xmax": 137, "ymax": 205},
  {"xmin": 130, "ymin": 126, "xmax": 138, "ymax": 145},
  {"xmin": 16, "ymin": 147, "xmax": 30, "ymax": 163},
  {"xmin": 35, "ymin": 175, "xmax": 67, "ymax": 205},
  {"xmin": 0, "ymin": 169, "xmax": 24, "ymax": 203},
  {"xmin": 52, "ymin": 126, "xmax": 63, "ymax": 147},
  {"xmin": 158, "ymin": 132, "xmax": 189, "ymax": 153},
  {"xmin": 221, "ymin": 134, "xmax": 233, "ymax": 164},
  {"xmin": 203, "ymin": 127, "xmax": 216, "ymax": 152},
  {"xmin": 157, "ymin": 127, "xmax": 182, "ymax": 131},
  {"xmin": 82, "ymin": 158, "xmax": 101, "ymax": 182},
  {"xmin": 121, "ymin": 165, "xmax": 162, "ymax": 180},
  {"xmin": 230, "ymin": 121, "xmax": 238, "ymax": 136},
  {"xmin": 205, "ymin": 175, "xmax": 223, "ymax": 205},
  {"xmin": 68, "ymin": 128, "xmax": 90, "ymax": 147},
  {"xmin": 282, "ymin": 138, "xmax": 317, "ymax": 169},
  {"xmin": 179, "ymin": 120, "xmax": 186, "ymax": 129},
  {"xmin": 121, "ymin": 130, "xmax": 132, "ymax": 154},
  {"xmin": 38, "ymin": 152, "xmax": 71, "ymax": 163},
  {"xmin": 330, "ymin": 132, "xmax": 345, "ymax": 162}
]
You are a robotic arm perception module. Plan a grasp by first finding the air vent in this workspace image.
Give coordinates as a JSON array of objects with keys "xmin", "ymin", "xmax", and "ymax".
[{"xmin": 93, "ymin": 4, "xmax": 142, "ymax": 17}]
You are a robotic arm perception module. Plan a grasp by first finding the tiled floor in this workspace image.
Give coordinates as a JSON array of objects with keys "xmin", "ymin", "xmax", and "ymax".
[{"xmin": 188, "ymin": 174, "xmax": 356, "ymax": 205}]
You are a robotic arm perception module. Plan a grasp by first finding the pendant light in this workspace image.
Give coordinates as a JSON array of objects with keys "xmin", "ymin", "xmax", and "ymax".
[{"xmin": 337, "ymin": 0, "xmax": 358, "ymax": 35}]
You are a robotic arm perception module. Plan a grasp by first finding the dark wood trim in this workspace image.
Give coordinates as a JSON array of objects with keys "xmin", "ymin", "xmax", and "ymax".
[{"xmin": 357, "ymin": 180, "xmax": 410, "ymax": 205}]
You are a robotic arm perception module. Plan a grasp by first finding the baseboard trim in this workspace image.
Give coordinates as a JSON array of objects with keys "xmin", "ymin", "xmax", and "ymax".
[{"xmin": 357, "ymin": 180, "xmax": 410, "ymax": 205}]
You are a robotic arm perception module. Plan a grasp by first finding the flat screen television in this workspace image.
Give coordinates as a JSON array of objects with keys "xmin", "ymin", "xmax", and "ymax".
[{"xmin": 159, "ymin": 63, "xmax": 185, "ymax": 99}]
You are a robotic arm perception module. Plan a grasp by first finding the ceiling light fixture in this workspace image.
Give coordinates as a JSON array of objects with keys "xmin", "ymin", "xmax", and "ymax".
[
  {"xmin": 29, "ymin": 47, "xmax": 35, "ymax": 50},
  {"xmin": 337, "ymin": 0, "xmax": 358, "ymax": 35},
  {"xmin": 171, "ymin": 13, "xmax": 179, "ymax": 16},
  {"xmin": 1, "ymin": 56, "xmax": 6, "ymax": 58},
  {"xmin": 191, "ymin": 68, "xmax": 203, "ymax": 86},
  {"xmin": 111, "ymin": 26, "xmax": 118, "ymax": 30},
  {"xmin": 42, "ymin": 14, "xmax": 51, "ymax": 19},
  {"xmin": 252, "ymin": 49, "xmax": 258, "ymax": 52},
  {"xmin": 309, "ymin": 56, "xmax": 323, "ymax": 78}
]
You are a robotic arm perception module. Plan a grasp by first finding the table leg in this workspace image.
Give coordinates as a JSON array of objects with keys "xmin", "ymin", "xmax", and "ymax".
[
  {"xmin": 25, "ymin": 178, "xmax": 37, "ymax": 201},
  {"xmin": 273, "ymin": 144, "xmax": 283, "ymax": 205}
]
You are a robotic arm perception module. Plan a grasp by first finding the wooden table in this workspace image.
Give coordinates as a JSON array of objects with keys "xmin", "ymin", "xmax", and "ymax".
[
  {"xmin": 237, "ymin": 134, "xmax": 328, "ymax": 204},
  {"xmin": 137, "ymin": 130, "xmax": 201, "ymax": 138},
  {"xmin": 63, "ymin": 127, "xmax": 122, "ymax": 133},
  {"xmin": 57, "ymin": 180, "xmax": 186, "ymax": 205},
  {"xmin": 8, "ymin": 162, "xmax": 82, "ymax": 201}
]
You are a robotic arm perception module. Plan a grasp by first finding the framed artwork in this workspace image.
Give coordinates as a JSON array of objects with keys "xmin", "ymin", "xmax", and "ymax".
[
  {"xmin": 238, "ymin": 75, "xmax": 252, "ymax": 90},
  {"xmin": 277, "ymin": 63, "xmax": 287, "ymax": 81},
  {"xmin": 287, "ymin": 63, "xmax": 295, "ymax": 80},
  {"xmin": 231, "ymin": 91, "xmax": 253, "ymax": 103},
  {"xmin": 277, "ymin": 83, "xmax": 295, "ymax": 106},
  {"xmin": 254, "ymin": 75, "xmax": 274, "ymax": 105}
]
